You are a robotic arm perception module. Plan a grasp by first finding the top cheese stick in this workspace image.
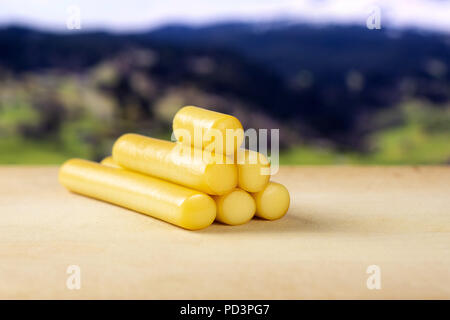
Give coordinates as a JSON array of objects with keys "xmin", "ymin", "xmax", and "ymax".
[
  {"xmin": 113, "ymin": 133, "xmax": 238, "ymax": 195},
  {"xmin": 173, "ymin": 106, "xmax": 244, "ymax": 155}
]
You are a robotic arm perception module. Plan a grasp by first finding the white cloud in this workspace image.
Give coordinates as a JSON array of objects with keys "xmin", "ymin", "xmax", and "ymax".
[{"xmin": 0, "ymin": 0, "xmax": 448, "ymax": 32}]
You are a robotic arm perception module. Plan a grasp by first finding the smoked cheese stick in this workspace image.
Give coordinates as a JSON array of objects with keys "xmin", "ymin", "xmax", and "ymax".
[
  {"xmin": 173, "ymin": 106, "xmax": 244, "ymax": 155},
  {"xmin": 101, "ymin": 157, "xmax": 255, "ymax": 225},
  {"xmin": 59, "ymin": 159, "xmax": 216, "ymax": 230},
  {"xmin": 252, "ymin": 182, "xmax": 290, "ymax": 220},
  {"xmin": 236, "ymin": 149, "xmax": 270, "ymax": 193},
  {"xmin": 213, "ymin": 188, "xmax": 256, "ymax": 225},
  {"xmin": 112, "ymin": 133, "xmax": 237, "ymax": 195}
]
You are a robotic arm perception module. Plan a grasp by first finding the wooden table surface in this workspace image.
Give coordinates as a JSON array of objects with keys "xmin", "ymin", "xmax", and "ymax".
[{"xmin": 0, "ymin": 166, "xmax": 449, "ymax": 299}]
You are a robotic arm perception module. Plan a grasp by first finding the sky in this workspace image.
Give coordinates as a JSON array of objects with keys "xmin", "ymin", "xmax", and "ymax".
[{"xmin": 0, "ymin": 0, "xmax": 449, "ymax": 33}]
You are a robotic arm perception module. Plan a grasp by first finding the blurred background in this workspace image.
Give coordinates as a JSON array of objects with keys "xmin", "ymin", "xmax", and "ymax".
[{"xmin": 0, "ymin": 0, "xmax": 449, "ymax": 165}]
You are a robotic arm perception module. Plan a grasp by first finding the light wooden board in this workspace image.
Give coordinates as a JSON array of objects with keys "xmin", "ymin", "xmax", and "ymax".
[{"xmin": 0, "ymin": 166, "xmax": 449, "ymax": 299}]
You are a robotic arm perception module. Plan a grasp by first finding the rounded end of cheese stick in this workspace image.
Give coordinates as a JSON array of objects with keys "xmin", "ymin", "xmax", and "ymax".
[
  {"xmin": 204, "ymin": 161, "xmax": 238, "ymax": 195},
  {"xmin": 214, "ymin": 188, "xmax": 256, "ymax": 225},
  {"xmin": 180, "ymin": 194, "xmax": 217, "ymax": 230},
  {"xmin": 101, "ymin": 156, "xmax": 121, "ymax": 169},
  {"xmin": 237, "ymin": 150, "xmax": 270, "ymax": 193},
  {"xmin": 252, "ymin": 182, "xmax": 290, "ymax": 220}
]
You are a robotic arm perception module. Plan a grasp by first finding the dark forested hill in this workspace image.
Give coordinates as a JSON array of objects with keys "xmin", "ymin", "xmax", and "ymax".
[{"xmin": 0, "ymin": 22, "xmax": 449, "ymax": 148}]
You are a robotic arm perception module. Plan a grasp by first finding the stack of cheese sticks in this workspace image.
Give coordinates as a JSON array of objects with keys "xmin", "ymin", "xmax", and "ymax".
[{"xmin": 59, "ymin": 106, "xmax": 290, "ymax": 230}]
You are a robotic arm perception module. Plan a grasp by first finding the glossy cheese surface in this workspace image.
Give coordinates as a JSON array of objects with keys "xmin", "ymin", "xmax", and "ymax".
[
  {"xmin": 101, "ymin": 156, "xmax": 121, "ymax": 168},
  {"xmin": 59, "ymin": 159, "xmax": 216, "ymax": 230},
  {"xmin": 252, "ymin": 182, "xmax": 290, "ymax": 220},
  {"xmin": 173, "ymin": 106, "xmax": 244, "ymax": 155},
  {"xmin": 100, "ymin": 157, "xmax": 256, "ymax": 225},
  {"xmin": 213, "ymin": 188, "xmax": 256, "ymax": 225},
  {"xmin": 236, "ymin": 149, "xmax": 270, "ymax": 193},
  {"xmin": 113, "ymin": 133, "xmax": 237, "ymax": 195}
]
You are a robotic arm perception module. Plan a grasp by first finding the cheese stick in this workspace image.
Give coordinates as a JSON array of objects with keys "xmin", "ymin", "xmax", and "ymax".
[
  {"xmin": 173, "ymin": 106, "xmax": 244, "ymax": 155},
  {"xmin": 100, "ymin": 156, "xmax": 121, "ymax": 168},
  {"xmin": 213, "ymin": 188, "xmax": 256, "ymax": 225},
  {"xmin": 236, "ymin": 149, "xmax": 270, "ymax": 193},
  {"xmin": 102, "ymin": 157, "xmax": 256, "ymax": 226},
  {"xmin": 112, "ymin": 133, "xmax": 237, "ymax": 195},
  {"xmin": 252, "ymin": 182, "xmax": 290, "ymax": 220},
  {"xmin": 59, "ymin": 159, "xmax": 216, "ymax": 230}
]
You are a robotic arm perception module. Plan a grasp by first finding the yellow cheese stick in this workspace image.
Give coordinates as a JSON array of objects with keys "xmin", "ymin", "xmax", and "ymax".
[
  {"xmin": 100, "ymin": 156, "xmax": 121, "ymax": 168},
  {"xmin": 236, "ymin": 149, "xmax": 270, "ymax": 193},
  {"xmin": 101, "ymin": 156, "xmax": 255, "ymax": 226},
  {"xmin": 173, "ymin": 106, "xmax": 244, "ymax": 155},
  {"xmin": 59, "ymin": 159, "xmax": 216, "ymax": 230},
  {"xmin": 213, "ymin": 188, "xmax": 256, "ymax": 225},
  {"xmin": 252, "ymin": 182, "xmax": 290, "ymax": 220},
  {"xmin": 112, "ymin": 133, "xmax": 237, "ymax": 195}
]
